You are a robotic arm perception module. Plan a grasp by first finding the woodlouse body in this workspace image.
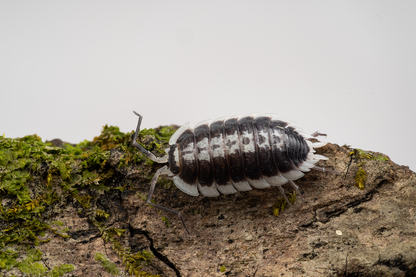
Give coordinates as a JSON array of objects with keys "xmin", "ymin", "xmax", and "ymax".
[{"xmin": 132, "ymin": 112, "xmax": 336, "ymax": 234}]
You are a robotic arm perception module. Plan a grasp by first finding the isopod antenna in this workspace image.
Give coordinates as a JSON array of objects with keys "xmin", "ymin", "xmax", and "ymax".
[
  {"xmin": 132, "ymin": 111, "xmax": 168, "ymax": 163},
  {"xmin": 132, "ymin": 111, "xmax": 190, "ymax": 235}
]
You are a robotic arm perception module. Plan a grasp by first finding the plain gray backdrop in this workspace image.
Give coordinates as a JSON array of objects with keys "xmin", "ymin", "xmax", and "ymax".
[{"xmin": 1, "ymin": 1, "xmax": 415, "ymax": 172}]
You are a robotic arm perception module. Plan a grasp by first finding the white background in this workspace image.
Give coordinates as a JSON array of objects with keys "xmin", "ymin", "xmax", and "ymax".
[{"xmin": 1, "ymin": 1, "xmax": 415, "ymax": 172}]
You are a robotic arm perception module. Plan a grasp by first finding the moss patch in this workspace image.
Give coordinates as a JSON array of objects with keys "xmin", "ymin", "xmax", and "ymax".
[
  {"xmin": 349, "ymin": 149, "xmax": 389, "ymax": 190},
  {"xmin": 273, "ymin": 191, "xmax": 297, "ymax": 216},
  {"xmin": 0, "ymin": 124, "xmax": 176, "ymax": 276}
]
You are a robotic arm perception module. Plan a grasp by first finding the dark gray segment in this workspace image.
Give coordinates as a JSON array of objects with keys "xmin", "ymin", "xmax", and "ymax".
[
  {"xmin": 224, "ymin": 118, "xmax": 246, "ymax": 183},
  {"xmin": 212, "ymin": 156, "xmax": 229, "ymax": 185},
  {"xmin": 285, "ymin": 127, "xmax": 300, "ymax": 166},
  {"xmin": 238, "ymin": 116, "xmax": 262, "ymax": 180},
  {"xmin": 176, "ymin": 129, "xmax": 198, "ymax": 185},
  {"xmin": 224, "ymin": 118, "xmax": 238, "ymax": 135},
  {"xmin": 194, "ymin": 124, "xmax": 214, "ymax": 186},
  {"xmin": 299, "ymin": 134, "xmax": 310, "ymax": 162},
  {"xmin": 168, "ymin": 144, "xmax": 180, "ymax": 174},
  {"xmin": 253, "ymin": 117, "xmax": 278, "ymax": 177},
  {"xmin": 210, "ymin": 119, "xmax": 224, "ymax": 131},
  {"xmin": 194, "ymin": 124, "xmax": 209, "ymax": 141},
  {"xmin": 198, "ymin": 159, "xmax": 214, "ymax": 185},
  {"xmin": 271, "ymin": 119, "xmax": 289, "ymax": 128},
  {"xmin": 269, "ymin": 120, "xmax": 294, "ymax": 173},
  {"xmin": 294, "ymin": 129, "xmax": 309, "ymax": 165},
  {"xmin": 242, "ymin": 137, "xmax": 250, "ymax": 145},
  {"xmin": 285, "ymin": 127, "xmax": 309, "ymax": 166},
  {"xmin": 210, "ymin": 120, "xmax": 230, "ymax": 185},
  {"xmin": 238, "ymin": 116, "xmax": 252, "ymax": 133},
  {"xmin": 227, "ymin": 153, "xmax": 246, "ymax": 183}
]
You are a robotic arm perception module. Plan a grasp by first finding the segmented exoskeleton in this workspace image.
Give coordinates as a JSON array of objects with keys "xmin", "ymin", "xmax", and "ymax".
[{"xmin": 132, "ymin": 112, "xmax": 338, "ymax": 234}]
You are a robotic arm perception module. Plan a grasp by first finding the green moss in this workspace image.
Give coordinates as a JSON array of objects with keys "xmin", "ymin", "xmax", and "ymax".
[
  {"xmin": 50, "ymin": 220, "xmax": 64, "ymax": 227},
  {"xmin": 0, "ymin": 247, "xmax": 74, "ymax": 276},
  {"xmin": 0, "ymin": 248, "xmax": 18, "ymax": 270},
  {"xmin": 93, "ymin": 125, "xmax": 130, "ymax": 151},
  {"xmin": 0, "ymin": 123, "xmax": 175, "ymax": 276},
  {"xmin": 273, "ymin": 191, "xmax": 297, "ymax": 216},
  {"xmin": 136, "ymin": 126, "xmax": 176, "ymax": 155},
  {"xmin": 96, "ymin": 209, "xmax": 110, "ymax": 219},
  {"xmin": 92, "ymin": 218, "xmax": 159, "ymax": 277},
  {"xmin": 16, "ymin": 248, "xmax": 47, "ymax": 275},
  {"xmin": 161, "ymin": 216, "xmax": 170, "ymax": 227},
  {"xmin": 354, "ymin": 164, "xmax": 367, "ymax": 190},
  {"xmin": 95, "ymin": 252, "xmax": 120, "ymax": 275},
  {"xmin": 157, "ymin": 176, "xmax": 174, "ymax": 190},
  {"xmin": 51, "ymin": 264, "xmax": 75, "ymax": 277},
  {"xmin": 0, "ymin": 170, "xmax": 31, "ymax": 204},
  {"xmin": 349, "ymin": 149, "xmax": 388, "ymax": 190}
]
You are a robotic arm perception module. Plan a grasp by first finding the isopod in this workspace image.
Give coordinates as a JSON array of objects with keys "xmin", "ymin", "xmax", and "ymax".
[{"xmin": 132, "ymin": 112, "xmax": 338, "ymax": 234}]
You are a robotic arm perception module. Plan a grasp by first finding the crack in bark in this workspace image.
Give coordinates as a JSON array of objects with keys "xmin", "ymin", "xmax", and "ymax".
[
  {"xmin": 75, "ymin": 233, "xmax": 101, "ymax": 244},
  {"xmin": 41, "ymin": 257, "xmax": 51, "ymax": 271},
  {"xmin": 301, "ymin": 187, "xmax": 377, "ymax": 229},
  {"xmin": 374, "ymin": 254, "xmax": 416, "ymax": 276},
  {"xmin": 128, "ymin": 225, "xmax": 182, "ymax": 277},
  {"xmin": 320, "ymin": 177, "xmax": 391, "ymax": 221}
]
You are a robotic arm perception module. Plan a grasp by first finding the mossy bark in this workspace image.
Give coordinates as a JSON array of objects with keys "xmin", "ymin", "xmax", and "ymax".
[{"xmin": 1, "ymin": 126, "xmax": 415, "ymax": 277}]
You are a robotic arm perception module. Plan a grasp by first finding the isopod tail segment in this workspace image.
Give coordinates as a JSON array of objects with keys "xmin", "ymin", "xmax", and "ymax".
[
  {"xmin": 309, "ymin": 131, "xmax": 340, "ymax": 175},
  {"xmin": 132, "ymin": 111, "xmax": 340, "ymax": 236}
]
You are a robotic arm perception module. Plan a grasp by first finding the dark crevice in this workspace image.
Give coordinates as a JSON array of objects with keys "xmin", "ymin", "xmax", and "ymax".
[
  {"xmin": 374, "ymin": 255, "xmax": 416, "ymax": 277},
  {"xmin": 300, "ymin": 187, "xmax": 378, "ymax": 229},
  {"xmin": 129, "ymin": 225, "xmax": 182, "ymax": 277},
  {"xmin": 336, "ymin": 254, "xmax": 416, "ymax": 277},
  {"xmin": 320, "ymin": 193, "xmax": 373, "ymax": 222},
  {"xmin": 67, "ymin": 226, "xmax": 101, "ymax": 243},
  {"xmin": 79, "ymin": 234, "xmax": 101, "ymax": 244},
  {"xmin": 299, "ymin": 221, "xmax": 316, "ymax": 230},
  {"xmin": 41, "ymin": 257, "xmax": 51, "ymax": 271}
]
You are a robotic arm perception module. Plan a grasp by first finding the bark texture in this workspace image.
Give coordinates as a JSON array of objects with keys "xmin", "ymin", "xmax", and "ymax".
[{"xmin": 3, "ymin": 137, "xmax": 416, "ymax": 276}]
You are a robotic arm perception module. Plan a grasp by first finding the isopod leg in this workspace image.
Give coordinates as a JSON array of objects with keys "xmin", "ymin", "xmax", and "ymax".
[
  {"xmin": 197, "ymin": 196, "xmax": 206, "ymax": 202},
  {"xmin": 132, "ymin": 111, "xmax": 168, "ymax": 164},
  {"xmin": 288, "ymin": 180, "xmax": 304, "ymax": 203},
  {"xmin": 312, "ymin": 166, "xmax": 340, "ymax": 174},
  {"xmin": 232, "ymin": 191, "xmax": 241, "ymax": 204},
  {"xmin": 146, "ymin": 165, "xmax": 190, "ymax": 235},
  {"xmin": 310, "ymin": 131, "xmax": 327, "ymax": 138},
  {"xmin": 276, "ymin": 185, "xmax": 292, "ymax": 206}
]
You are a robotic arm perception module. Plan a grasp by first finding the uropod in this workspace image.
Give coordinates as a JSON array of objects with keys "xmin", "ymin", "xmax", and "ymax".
[{"xmin": 132, "ymin": 112, "xmax": 339, "ymax": 234}]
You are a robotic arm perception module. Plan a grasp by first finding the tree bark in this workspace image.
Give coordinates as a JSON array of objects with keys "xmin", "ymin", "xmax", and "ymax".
[{"xmin": 1, "ymin": 133, "xmax": 415, "ymax": 277}]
